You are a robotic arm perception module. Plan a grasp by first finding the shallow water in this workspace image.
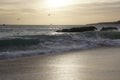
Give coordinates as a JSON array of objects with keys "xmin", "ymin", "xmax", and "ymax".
[{"xmin": 0, "ymin": 47, "xmax": 120, "ymax": 80}]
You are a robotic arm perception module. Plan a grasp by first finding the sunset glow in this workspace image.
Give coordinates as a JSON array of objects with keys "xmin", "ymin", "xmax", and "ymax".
[
  {"xmin": 45, "ymin": 0, "xmax": 73, "ymax": 8},
  {"xmin": 0, "ymin": 0, "xmax": 120, "ymax": 25}
]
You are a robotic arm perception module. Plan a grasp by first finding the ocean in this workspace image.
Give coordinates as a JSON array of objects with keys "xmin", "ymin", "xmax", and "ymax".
[{"xmin": 0, "ymin": 24, "xmax": 120, "ymax": 59}]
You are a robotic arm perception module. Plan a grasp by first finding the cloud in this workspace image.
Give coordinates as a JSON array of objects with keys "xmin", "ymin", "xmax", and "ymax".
[
  {"xmin": 74, "ymin": 1, "xmax": 120, "ymax": 11},
  {"xmin": 0, "ymin": 0, "xmax": 44, "ymax": 15},
  {"xmin": 0, "ymin": 0, "xmax": 43, "ymax": 9},
  {"xmin": 59, "ymin": 1, "xmax": 120, "ymax": 15},
  {"xmin": 0, "ymin": 7, "xmax": 38, "ymax": 12},
  {"xmin": 0, "ymin": 0, "xmax": 120, "ymax": 24}
]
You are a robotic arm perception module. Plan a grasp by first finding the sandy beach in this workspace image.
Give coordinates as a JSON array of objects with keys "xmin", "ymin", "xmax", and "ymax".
[{"xmin": 0, "ymin": 47, "xmax": 120, "ymax": 80}]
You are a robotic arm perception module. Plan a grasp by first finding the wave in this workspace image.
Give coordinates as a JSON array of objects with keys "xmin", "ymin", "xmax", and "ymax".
[
  {"xmin": 0, "ymin": 38, "xmax": 40, "ymax": 52},
  {"xmin": 0, "ymin": 38, "xmax": 39, "ymax": 47},
  {"xmin": 82, "ymin": 31, "xmax": 120, "ymax": 39},
  {"xmin": 0, "ymin": 31, "xmax": 120, "ymax": 59}
]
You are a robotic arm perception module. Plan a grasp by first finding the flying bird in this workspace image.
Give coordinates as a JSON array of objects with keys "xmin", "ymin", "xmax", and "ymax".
[
  {"xmin": 48, "ymin": 13, "xmax": 51, "ymax": 16},
  {"xmin": 17, "ymin": 18, "xmax": 20, "ymax": 21}
]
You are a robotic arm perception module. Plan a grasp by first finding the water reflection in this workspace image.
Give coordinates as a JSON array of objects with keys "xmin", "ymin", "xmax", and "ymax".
[
  {"xmin": 0, "ymin": 48, "xmax": 120, "ymax": 80},
  {"xmin": 48, "ymin": 55, "xmax": 85, "ymax": 80}
]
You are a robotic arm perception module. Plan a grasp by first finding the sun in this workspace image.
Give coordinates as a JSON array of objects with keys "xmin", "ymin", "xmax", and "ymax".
[{"xmin": 45, "ymin": 0, "xmax": 73, "ymax": 8}]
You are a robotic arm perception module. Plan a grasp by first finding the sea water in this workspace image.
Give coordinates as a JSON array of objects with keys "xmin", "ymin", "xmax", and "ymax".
[{"xmin": 0, "ymin": 24, "xmax": 120, "ymax": 59}]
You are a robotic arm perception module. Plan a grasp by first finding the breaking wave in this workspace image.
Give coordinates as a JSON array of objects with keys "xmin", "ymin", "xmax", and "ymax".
[{"xmin": 0, "ymin": 31, "xmax": 120, "ymax": 59}]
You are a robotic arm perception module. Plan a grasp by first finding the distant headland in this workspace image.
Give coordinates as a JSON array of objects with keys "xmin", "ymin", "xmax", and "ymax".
[{"xmin": 90, "ymin": 20, "xmax": 120, "ymax": 25}]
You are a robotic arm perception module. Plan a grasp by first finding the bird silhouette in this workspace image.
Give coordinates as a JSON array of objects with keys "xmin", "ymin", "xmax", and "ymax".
[{"xmin": 48, "ymin": 13, "xmax": 51, "ymax": 16}]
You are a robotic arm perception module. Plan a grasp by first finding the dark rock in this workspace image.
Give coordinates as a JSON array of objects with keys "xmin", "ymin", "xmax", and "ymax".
[
  {"xmin": 101, "ymin": 27, "xmax": 118, "ymax": 31},
  {"xmin": 56, "ymin": 26, "xmax": 97, "ymax": 32},
  {"xmin": 3, "ymin": 24, "xmax": 6, "ymax": 26}
]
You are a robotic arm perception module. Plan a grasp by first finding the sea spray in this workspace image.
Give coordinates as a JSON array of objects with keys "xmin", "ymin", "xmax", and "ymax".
[{"xmin": 0, "ymin": 25, "xmax": 120, "ymax": 59}]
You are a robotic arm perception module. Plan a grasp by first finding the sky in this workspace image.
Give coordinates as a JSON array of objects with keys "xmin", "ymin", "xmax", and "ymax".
[{"xmin": 0, "ymin": 0, "xmax": 120, "ymax": 25}]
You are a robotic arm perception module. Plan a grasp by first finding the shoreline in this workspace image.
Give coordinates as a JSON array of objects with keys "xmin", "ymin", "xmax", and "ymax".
[
  {"xmin": 0, "ymin": 46, "xmax": 120, "ymax": 60},
  {"xmin": 0, "ymin": 47, "xmax": 120, "ymax": 80}
]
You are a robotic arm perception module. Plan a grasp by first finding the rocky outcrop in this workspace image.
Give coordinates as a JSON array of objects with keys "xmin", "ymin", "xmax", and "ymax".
[
  {"xmin": 56, "ymin": 26, "xmax": 97, "ymax": 32},
  {"xmin": 101, "ymin": 27, "xmax": 118, "ymax": 31}
]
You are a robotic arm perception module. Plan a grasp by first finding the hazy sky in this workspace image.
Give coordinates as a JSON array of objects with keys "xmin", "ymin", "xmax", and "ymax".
[{"xmin": 0, "ymin": 0, "xmax": 120, "ymax": 25}]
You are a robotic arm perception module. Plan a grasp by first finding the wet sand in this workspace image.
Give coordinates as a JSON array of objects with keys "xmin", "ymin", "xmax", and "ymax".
[{"xmin": 0, "ymin": 47, "xmax": 120, "ymax": 80}]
